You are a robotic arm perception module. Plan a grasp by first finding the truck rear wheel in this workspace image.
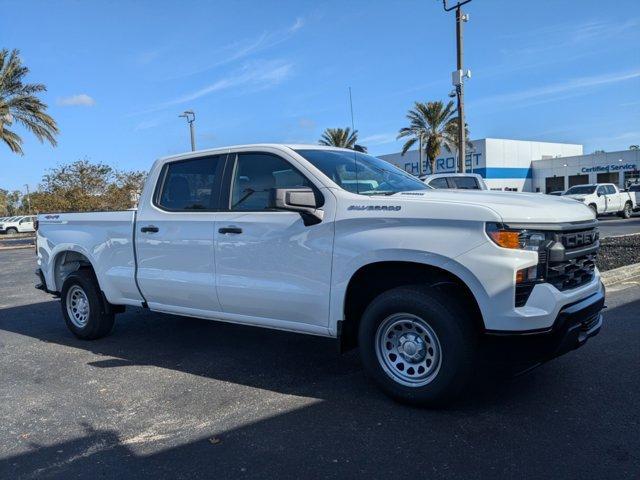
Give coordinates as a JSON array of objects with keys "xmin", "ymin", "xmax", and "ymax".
[
  {"xmin": 358, "ymin": 286, "xmax": 477, "ymax": 407},
  {"xmin": 61, "ymin": 270, "xmax": 115, "ymax": 340},
  {"xmin": 619, "ymin": 202, "xmax": 632, "ymax": 219}
]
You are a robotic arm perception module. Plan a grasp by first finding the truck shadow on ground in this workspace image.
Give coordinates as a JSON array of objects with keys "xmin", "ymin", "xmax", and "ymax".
[
  {"xmin": 1, "ymin": 297, "xmax": 638, "ymax": 479},
  {"xmin": 0, "ymin": 298, "xmax": 540, "ymax": 405}
]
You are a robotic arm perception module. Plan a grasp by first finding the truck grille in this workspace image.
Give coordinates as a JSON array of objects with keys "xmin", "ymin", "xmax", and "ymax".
[
  {"xmin": 514, "ymin": 225, "xmax": 599, "ymax": 307},
  {"xmin": 546, "ymin": 252, "xmax": 597, "ymax": 291},
  {"xmin": 545, "ymin": 227, "xmax": 599, "ymax": 291},
  {"xmin": 558, "ymin": 229, "xmax": 599, "ymax": 249}
]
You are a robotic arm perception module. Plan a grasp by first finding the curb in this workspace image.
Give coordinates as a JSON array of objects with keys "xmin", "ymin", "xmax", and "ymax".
[
  {"xmin": 601, "ymin": 262, "xmax": 640, "ymax": 287},
  {"xmin": 0, "ymin": 244, "xmax": 34, "ymax": 251}
]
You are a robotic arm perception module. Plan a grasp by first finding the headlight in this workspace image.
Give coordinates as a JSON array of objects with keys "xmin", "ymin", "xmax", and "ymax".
[{"xmin": 486, "ymin": 223, "xmax": 549, "ymax": 251}]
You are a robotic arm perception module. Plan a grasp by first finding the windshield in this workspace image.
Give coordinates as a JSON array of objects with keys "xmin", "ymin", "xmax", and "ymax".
[
  {"xmin": 295, "ymin": 149, "xmax": 427, "ymax": 195},
  {"xmin": 564, "ymin": 185, "xmax": 596, "ymax": 195}
]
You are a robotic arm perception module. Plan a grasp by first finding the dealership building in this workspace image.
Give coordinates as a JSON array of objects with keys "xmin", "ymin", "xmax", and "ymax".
[{"xmin": 379, "ymin": 138, "xmax": 640, "ymax": 193}]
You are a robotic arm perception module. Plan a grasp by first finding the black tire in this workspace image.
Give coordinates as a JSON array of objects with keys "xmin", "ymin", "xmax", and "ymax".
[
  {"xmin": 358, "ymin": 286, "xmax": 478, "ymax": 407},
  {"xmin": 588, "ymin": 204, "xmax": 598, "ymax": 217},
  {"xmin": 6, "ymin": 227, "xmax": 17, "ymax": 235},
  {"xmin": 60, "ymin": 270, "xmax": 115, "ymax": 340},
  {"xmin": 619, "ymin": 202, "xmax": 632, "ymax": 219}
]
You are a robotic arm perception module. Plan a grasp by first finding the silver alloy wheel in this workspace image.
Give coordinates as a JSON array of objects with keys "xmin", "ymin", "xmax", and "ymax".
[
  {"xmin": 66, "ymin": 285, "xmax": 90, "ymax": 328},
  {"xmin": 375, "ymin": 313, "xmax": 442, "ymax": 387}
]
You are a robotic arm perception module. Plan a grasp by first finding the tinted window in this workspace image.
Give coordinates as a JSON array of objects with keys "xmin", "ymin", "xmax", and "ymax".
[
  {"xmin": 295, "ymin": 149, "xmax": 427, "ymax": 195},
  {"xmin": 564, "ymin": 185, "xmax": 596, "ymax": 195},
  {"xmin": 605, "ymin": 185, "xmax": 616, "ymax": 194},
  {"xmin": 450, "ymin": 177, "xmax": 480, "ymax": 189},
  {"xmin": 629, "ymin": 184, "xmax": 640, "ymax": 192},
  {"xmin": 230, "ymin": 153, "xmax": 312, "ymax": 211},
  {"xmin": 157, "ymin": 156, "xmax": 221, "ymax": 211},
  {"xmin": 596, "ymin": 186, "xmax": 606, "ymax": 195},
  {"xmin": 428, "ymin": 178, "xmax": 449, "ymax": 189}
]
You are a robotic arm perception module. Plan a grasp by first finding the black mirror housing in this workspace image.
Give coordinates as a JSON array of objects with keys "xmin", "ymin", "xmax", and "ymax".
[{"xmin": 270, "ymin": 188, "xmax": 323, "ymax": 226}]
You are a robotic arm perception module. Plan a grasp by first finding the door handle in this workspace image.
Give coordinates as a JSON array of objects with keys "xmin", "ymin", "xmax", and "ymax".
[
  {"xmin": 218, "ymin": 227, "xmax": 242, "ymax": 234},
  {"xmin": 141, "ymin": 225, "xmax": 159, "ymax": 233}
]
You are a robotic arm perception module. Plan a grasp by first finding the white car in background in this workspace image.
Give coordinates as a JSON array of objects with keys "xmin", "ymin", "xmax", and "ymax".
[
  {"xmin": 0, "ymin": 215, "xmax": 36, "ymax": 234},
  {"xmin": 421, "ymin": 173, "xmax": 488, "ymax": 190},
  {"xmin": 562, "ymin": 183, "xmax": 636, "ymax": 219},
  {"xmin": 627, "ymin": 183, "xmax": 640, "ymax": 212}
]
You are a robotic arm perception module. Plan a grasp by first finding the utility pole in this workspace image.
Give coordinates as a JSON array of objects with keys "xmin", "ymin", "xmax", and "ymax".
[
  {"xmin": 179, "ymin": 110, "xmax": 196, "ymax": 151},
  {"xmin": 418, "ymin": 136, "xmax": 423, "ymax": 176},
  {"xmin": 443, "ymin": 0, "xmax": 472, "ymax": 173},
  {"xmin": 24, "ymin": 184, "xmax": 32, "ymax": 214}
]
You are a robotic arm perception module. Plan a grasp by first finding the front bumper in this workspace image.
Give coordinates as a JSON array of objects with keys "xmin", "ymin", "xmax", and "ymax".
[{"xmin": 483, "ymin": 288, "xmax": 605, "ymax": 367}]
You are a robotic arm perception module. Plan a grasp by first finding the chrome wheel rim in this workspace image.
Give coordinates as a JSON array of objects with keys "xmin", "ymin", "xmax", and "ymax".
[
  {"xmin": 66, "ymin": 285, "xmax": 90, "ymax": 328},
  {"xmin": 375, "ymin": 313, "xmax": 442, "ymax": 387}
]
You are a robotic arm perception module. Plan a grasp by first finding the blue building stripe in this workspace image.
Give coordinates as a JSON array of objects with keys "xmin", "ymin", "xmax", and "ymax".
[{"xmin": 475, "ymin": 167, "xmax": 532, "ymax": 179}]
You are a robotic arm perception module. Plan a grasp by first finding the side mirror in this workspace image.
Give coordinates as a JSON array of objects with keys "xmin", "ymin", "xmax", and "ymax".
[
  {"xmin": 597, "ymin": 192, "xmax": 602, "ymax": 197},
  {"xmin": 270, "ymin": 188, "xmax": 324, "ymax": 226}
]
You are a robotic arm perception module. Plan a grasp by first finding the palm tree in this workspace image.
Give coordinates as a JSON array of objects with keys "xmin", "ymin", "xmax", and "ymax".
[
  {"xmin": 444, "ymin": 118, "xmax": 473, "ymax": 172},
  {"xmin": 319, "ymin": 127, "xmax": 366, "ymax": 152},
  {"xmin": 0, "ymin": 49, "xmax": 59, "ymax": 155},
  {"xmin": 397, "ymin": 101, "xmax": 458, "ymax": 175}
]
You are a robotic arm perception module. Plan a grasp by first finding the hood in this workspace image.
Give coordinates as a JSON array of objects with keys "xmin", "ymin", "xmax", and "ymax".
[
  {"xmin": 562, "ymin": 194, "xmax": 587, "ymax": 201},
  {"xmin": 394, "ymin": 189, "xmax": 595, "ymax": 223}
]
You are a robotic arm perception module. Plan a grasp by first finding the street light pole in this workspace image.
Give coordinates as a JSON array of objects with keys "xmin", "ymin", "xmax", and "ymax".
[
  {"xmin": 443, "ymin": 0, "xmax": 472, "ymax": 173},
  {"xmin": 24, "ymin": 184, "xmax": 32, "ymax": 214},
  {"xmin": 179, "ymin": 110, "xmax": 196, "ymax": 151}
]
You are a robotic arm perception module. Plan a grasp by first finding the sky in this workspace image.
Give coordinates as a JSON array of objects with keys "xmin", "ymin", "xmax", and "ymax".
[{"xmin": 1, "ymin": 0, "xmax": 639, "ymax": 191}]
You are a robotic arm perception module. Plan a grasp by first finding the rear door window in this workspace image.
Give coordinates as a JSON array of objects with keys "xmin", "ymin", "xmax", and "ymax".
[
  {"xmin": 450, "ymin": 177, "xmax": 479, "ymax": 189},
  {"xmin": 155, "ymin": 155, "xmax": 223, "ymax": 211},
  {"xmin": 428, "ymin": 178, "xmax": 449, "ymax": 189}
]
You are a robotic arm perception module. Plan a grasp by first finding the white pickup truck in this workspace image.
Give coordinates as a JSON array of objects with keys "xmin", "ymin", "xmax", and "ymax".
[
  {"xmin": 36, "ymin": 145, "xmax": 605, "ymax": 406},
  {"xmin": 562, "ymin": 183, "xmax": 636, "ymax": 218},
  {"xmin": 0, "ymin": 215, "xmax": 36, "ymax": 234}
]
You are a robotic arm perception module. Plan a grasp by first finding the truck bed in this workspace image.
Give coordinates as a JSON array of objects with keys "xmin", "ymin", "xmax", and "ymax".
[{"xmin": 37, "ymin": 210, "xmax": 144, "ymax": 306}]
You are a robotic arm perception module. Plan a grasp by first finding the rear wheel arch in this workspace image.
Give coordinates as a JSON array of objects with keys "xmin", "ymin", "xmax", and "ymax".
[
  {"xmin": 340, "ymin": 261, "xmax": 484, "ymax": 351},
  {"xmin": 53, "ymin": 250, "xmax": 97, "ymax": 292}
]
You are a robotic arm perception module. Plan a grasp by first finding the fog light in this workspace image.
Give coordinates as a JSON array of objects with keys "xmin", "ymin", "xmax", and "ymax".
[{"xmin": 516, "ymin": 266, "xmax": 538, "ymax": 284}]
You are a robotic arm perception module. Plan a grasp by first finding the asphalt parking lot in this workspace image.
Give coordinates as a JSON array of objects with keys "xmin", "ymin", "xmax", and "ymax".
[
  {"xmin": 1, "ymin": 249, "xmax": 639, "ymax": 479},
  {"xmin": 597, "ymin": 214, "xmax": 640, "ymax": 238}
]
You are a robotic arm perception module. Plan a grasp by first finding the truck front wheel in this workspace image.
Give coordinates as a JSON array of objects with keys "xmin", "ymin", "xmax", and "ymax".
[
  {"xmin": 61, "ymin": 270, "xmax": 115, "ymax": 340},
  {"xmin": 358, "ymin": 286, "xmax": 477, "ymax": 407}
]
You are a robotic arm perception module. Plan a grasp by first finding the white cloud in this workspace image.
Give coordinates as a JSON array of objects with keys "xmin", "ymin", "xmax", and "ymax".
[
  {"xmin": 134, "ymin": 118, "xmax": 163, "ymax": 131},
  {"xmin": 57, "ymin": 94, "xmax": 95, "ymax": 107},
  {"xmin": 360, "ymin": 133, "xmax": 398, "ymax": 146},
  {"xmin": 143, "ymin": 60, "xmax": 293, "ymax": 113},
  {"xmin": 298, "ymin": 117, "xmax": 316, "ymax": 129},
  {"xmin": 472, "ymin": 69, "xmax": 640, "ymax": 110},
  {"xmin": 165, "ymin": 17, "xmax": 305, "ymax": 81},
  {"xmin": 289, "ymin": 17, "xmax": 305, "ymax": 32}
]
